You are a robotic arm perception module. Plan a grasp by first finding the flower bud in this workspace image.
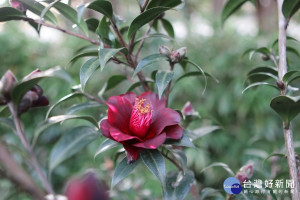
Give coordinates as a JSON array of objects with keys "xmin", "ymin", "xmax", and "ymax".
[
  {"xmin": 169, "ymin": 47, "xmax": 187, "ymax": 63},
  {"xmin": 236, "ymin": 163, "xmax": 253, "ymax": 184},
  {"xmin": 177, "ymin": 47, "xmax": 187, "ymax": 59},
  {"xmin": 159, "ymin": 46, "xmax": 171, "ymax": 57},
  {"xmin": 65, "ymin": 172, "xmax": 110, "ymax": 200},
  {"xmin": 276, "ymin": 80, "xmax": 285, "ymax": 90},
  {"xmin": 10, "ymin": 0, "xmax": 27, "ymax": 14},
  {"xmin": 23, "ymin": 69, "xmax": 41, "ymax": 81},
  {"xmin": 181, "ymin": 101, "xmax": 198, "ymax": 117},
  {"xmin": 1, "ymin": 70, "xmax": 17, "ymax": 100},
  {"xmin": 261, "ymin": 54, "xmax": 270, "ymax": 61},
  {"xmin": 0, "ymin": 81, "xmax": 7, "ymax": 105},
  {"xmin": 18, "ymin": 90, "xmax": 39, "ymax": 115}
]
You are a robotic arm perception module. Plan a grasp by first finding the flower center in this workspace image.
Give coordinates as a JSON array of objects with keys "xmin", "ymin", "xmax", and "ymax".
[{"xmin": 129, "ymin": 98, "xmax": 153, "ymax": 138}]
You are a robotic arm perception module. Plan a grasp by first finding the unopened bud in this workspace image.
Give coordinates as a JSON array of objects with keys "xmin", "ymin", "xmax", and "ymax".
[
  {"xmin": 261, "ymin": 54, "xmax": 270, "ymax": 61},
  {"xmin": 169, "ymin": 47, "xmax": 187, "ymax": 63},
  {"xmin": 181, "ymin": 101, "xmax": 198, "ymax": 117},
  {"xmin": 10, "ymin": 0, "xmax": 27, "ymax": 14},
  {"xmin": 0, "ymin": 81, "xmax": 6, "ymax": 105},
  {"xmin": 276, "ymin": 81, "xmax": 285, "ymax": 90},
  {"xmin": 159, "ymin": 46, "xmax": 171, "ymax": 56},
  {"xmin": 177, "ymin": 47, "xmax": 187, "ymax": 59},
  {"xmin": 236, "ymin": 163, "xmax": 253, "ymax": 184},
  {"xmin": 23, "ymin": 69, "xmax": 41, "ymax": 81},
  {"xmin": 1, "ymin": 70, "xmax": 17, "ymax": 99}
]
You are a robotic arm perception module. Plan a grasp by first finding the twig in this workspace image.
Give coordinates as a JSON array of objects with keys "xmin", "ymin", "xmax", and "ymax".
[
  {"xmin": 8, "ymin": 103, "xmax": 55, "ymax": 196},
  {"xmin": 160, "ymin": 150, "xmax": 183, "ymax": 171},
  {"xmin": 0, "ymin": 140, "xmax": 46, "ymax": 200},
  {"xmin": 277, "ymin": 0, "xmax": 300, "ymax": 199},
  {"xmin": 77, "ymin": 91, "xmax": 107, "ymax": 104},
  {"xmin": 135, "ymin": 20, "xmax": 155, "ymax": 59},
  {"xmin": 141, "ymin": 0, "xmax": 150, "ymax": 12},
  {"xmin": 111, "ymin": 20, "xmax": 128, "ymax": 48}
]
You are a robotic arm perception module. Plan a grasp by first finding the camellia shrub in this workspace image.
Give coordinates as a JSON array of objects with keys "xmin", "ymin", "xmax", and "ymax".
[{"xmin": 1, "ymin": 0, "xmax": 300, "ymax": 199}]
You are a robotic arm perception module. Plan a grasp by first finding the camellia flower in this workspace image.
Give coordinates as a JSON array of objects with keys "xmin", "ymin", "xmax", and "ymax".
[{"xmin": 100, "ymin": 92, "xmax": 183, "ymax": 163}]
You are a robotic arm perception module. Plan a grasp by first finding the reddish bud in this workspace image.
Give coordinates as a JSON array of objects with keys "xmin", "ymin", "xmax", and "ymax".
[
  {"xmin": 236, "ymin": 163, "xmax": 253, "ymax": 184},
  {"xmin": 23, "ymin": 69, "xmax": 41, "ymax": 81},
  {"xmin": 159, "ymin": 46, "xmax": 171, "ymax": 56},
  {"xmin": 181, "ymin": 101, "xmax": 198, "ymax": 117},
  {"xmin": 65, "ymin": 172, "xmax": 110, "ymax": 200},
  {"xmin": 276, "ymin": 81, "xmax": 285, "ymax": 90},
  {"xmin": 10, "ymin": 0, "xmax": 27, "ymax": 14},
  {"xmin": 1, "ymin": 70, "xmax": 17, "ymax": 100}
]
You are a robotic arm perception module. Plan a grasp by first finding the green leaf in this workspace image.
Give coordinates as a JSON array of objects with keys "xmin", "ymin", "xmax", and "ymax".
[
  {"xmin": 85, "ymin": 18, "xmax": 99, "ymax": 32},
  {"xmin": 96, "ymin": 17, "xmax": 111, "ymax": 44},
  {"xmin": 167, "ymin": 149, "xmax": 187, "ymax": 171},
  {"xmin": 156, "ymin": 70, "xmax": 174, "ymax": 99},
  {"xmin": 175, "ymin": 71, "xmax": 219, "ymax": 84},
  {"xmin": 128, "ymin": 7, "xmax": 171, "ymax": 39},
  {"xmin": 221, "ymin": 0, "xmax": 248, "ymax": 24},
  {"xmin": 53, "ymin": 2, "xmax": 89, "ymax": 36},
  {"xmin": 200, "ymin": 162, "xmax": 235, "ymax": 176},
  {"xmin": 105, "ymin": 75, "xmax": 127, "ymax": 91},
  {"xmin": 87, "ymin": 0, "xmax": 113, "ymax": 19},
  {"xmin": 186, "ymin": 126, "xmax": 221, "ymax": 141},
  {"xmin": 160, "ymin": 19, "xmax": 175, "ymax": 38},
  {"xmin": 272, "ymin": 36, "xmax": 300, "ymax": 49},
  {"xmin": 112, "ymin": 157, "xmax": 141, "ymax": 187},
  {"xmin": 245, "ymin": 72, "xmax": 278, "ymax": 83},
  {"xmin": 127, "ymin": 81, "xmax": 154, "ymax": 92},
  {"xmin": 270, "ymin": 95, "xmax": 300, "ymax": 124},
  {"xmin": 247, "ymin": 66, "xmax": 278, "ymax": 76},
  {"xmin": 98, "ymin": 48, "xmax": 125, "ymax": 71},
  {"xmin": 80, "ymin": 57, "xmax": 99, "ymax": 90},
  {"xmin": 248, "ymin": 47, "xmax": 270, "ymax": 60},
  {"xmin": 282, "ymin": 0, "xmax": 300, "ymax": 19},
  {"xmin": 141, "ymin": 150, "xmax": 166, "ymax": 189},
  {"xmin": 94, "ymin": 138, "xmax": 120, "ymax": 158},
  {"xmin": 0, "ymin": 117, "xmax": 15, "ymax": 131},
  {"xmin": 70, "ymin": 51, "xmax": 98, "ymax": 64},
  {"xmin": 0, "ymin": 7, "xmax": 25, "ymax": 22},
  {"xmin": 38, "ymin": 0, "xmax": 60, "ymax": 31},
  {"xmin": 18, "ymin": 0, "xmax": 57, "ymax": 24},
  {"xmin": 183, "ymin": 59, "xmax": 208, "ymax": 94},
  {"xmin": 12, "ymin": 67, "xmax": 72, "ymax": 106},
  {"xmin": 49, "ymin": 126, "xmax": 98, "ymax": 172},
  {"xmin": 66, "ymin": 102, "xmax": 102, "ymax": 115},
  {"xmin": 242, "ymin": 82, "xmax": 278, "ymax": 94},
  {"xmin": 200, "ymin": 188, "xmax": 223, "ymax": 200},
  {"xmin": 34, "ymin": 115, "xmax": 99, "ymax": 146},
  {"xmin": 133, "ymin": 54, "xmax": 167, "ymax": 77},
  {"xmin": 283, "ymin": 71, "xmax": 300, "ymax": 86},
  {"xmin": 135, "ymin": 33, "xmax": 173, "ymax": 45},
  {"xmin": 163, "ymin": 170, "xmax": 194, "ymax": 200},
  {"xmin": 263, "ymin": 153, "xmax": 286, "ymax": 165},
  {"xmin": 287, "ymin": 46, "xmax": 300, "ymax": 57},
  {"xmin": 165, "ymin": 131, "xmax": 196, "ymax": 149},
  {"xmin": 77, "ymin": 4, "xmax": 86, "ymax": 22},
  {"xmin": 46, "ymin": 93, "xmax": 84, "ymax": 119},
  {"xmin": 147, "ymin": 0, "xmax": 182, "ymax": 10}
]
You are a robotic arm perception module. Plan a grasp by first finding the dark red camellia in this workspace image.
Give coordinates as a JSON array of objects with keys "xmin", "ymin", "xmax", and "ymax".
[{"xmin": 100, "ymin": 92, "xmax": 183, "ymax": 163}]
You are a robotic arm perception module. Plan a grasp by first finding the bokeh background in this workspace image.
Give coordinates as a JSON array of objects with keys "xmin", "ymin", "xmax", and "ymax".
[{"xmin": 1, "ymin": 0, "xmax": 300, "ymax": 199}]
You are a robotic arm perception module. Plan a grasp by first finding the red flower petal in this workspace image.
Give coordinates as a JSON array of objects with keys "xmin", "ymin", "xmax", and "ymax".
[
  {"xmin": 164, "ymin": 125, "xmax": 183, "ymax": 140},
  {"xmin": 123, "ymin": 144, "xmax": 142, "ymax": 163},
  {"xmin": 139, "ymin": 91, "xmax": 166, "ymax": 109},
  {"xmin": 100, "ymin": 119, "xmax": 113, "ymax": 139},
  {"xmin": 133, "ymin": 132, "xmax": 166, "ymax": 149},
  {"xmin": 146, "ymin": 108, "xmax": 181, "ymax": 139},
  {"xmin": 110, "ymin": 127, "xmax": 141, "ymax": 142},
  {"xmin": 120, "ymin": 92, "xmax": 137, "ymax": 105},
  {"xmin": 107, "ymin": 95, "xmax": 133, "ymax": 134}
]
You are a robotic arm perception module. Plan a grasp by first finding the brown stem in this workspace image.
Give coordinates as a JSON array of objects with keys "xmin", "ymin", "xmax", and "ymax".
[
  {"xmin": 165, "ymin": 63, "xmax": 175, "ymax": 106},
  {"xmin": 0, "ymin": 140, "xmax": 46, "ymax": 200},
  {"xmin": 77, "ymin": 91, "xmax": 107, "ymax": 104},
  {"xmin": 160, "ymin": 150, "xmax": 183, "ymax": 171},
  {"xmin": 141, "ymin": 0, "xmax": 150, "ymax": 12},
  {"xmin": 111, "ymin": 20, "xmax": 128, "ymax": 48},
  {"xmin": 8, "ymin": 103, "xmax": 55, "ymax": 196},
  {"xmin": 277, "ymin": 0, "xmax": 300, "ymax": 199},
  {"xmin": 135, "ymin": 20, "xmax": 155, "ymax": 59}
]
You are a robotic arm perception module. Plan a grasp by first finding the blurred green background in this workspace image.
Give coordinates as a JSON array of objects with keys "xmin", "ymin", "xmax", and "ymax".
[{"xmin": 1, "ymin": 0, "xmax": 300, "ymax": 199}]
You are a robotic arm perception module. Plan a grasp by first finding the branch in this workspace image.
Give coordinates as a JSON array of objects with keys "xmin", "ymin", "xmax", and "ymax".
[
  {"xmin": 76, "ymin": 91, "xmax": 107, "ymax": 104},
  {"xmin": 277, "ymin": 0, "xmax": 300, "ymax": 199},
  {"xmin": 160, "ymin": 150, "xmax": 183, "ymax": 171},
  {"xmin": 8, "ymin": 103, "xmax": 55, "ymax": 196},
  {"xmin": 141, "ymin": 0, "xmax": 150, "ymax": 12},
  {"xmin": 135, "ymin": 20, "xmax": 155, "ymax": 59},
  {"xmin": 0, "ymin": 140, "xmax": 46, "ymax": 200}
]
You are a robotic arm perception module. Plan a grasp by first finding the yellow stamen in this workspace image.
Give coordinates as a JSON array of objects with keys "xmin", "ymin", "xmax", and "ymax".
[{"xmin": 135, "ymin": 98, "xmax": 152, "ymax": 115}]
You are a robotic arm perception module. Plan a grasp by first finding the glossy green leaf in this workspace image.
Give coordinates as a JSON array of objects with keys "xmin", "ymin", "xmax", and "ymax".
[
  {"xmin": 147, "ymin": 0, "xmax": 182, "ymax": 10},
  {"xmin": 80, "ymin": 57, "xmax": 99, "ymax": 90},
  {"xmin": 70, "ymin": 51, "xmax": 98, "ymax": 64},
  {"xmin": 163, "ymin": 170, "xmax": 194, "ymax": 200},
  {"xmin": 127, "ymin": 81, "xmax": 154, "ymax": 92},
  {"xmin": 246, "ymin": 72, "xmax": 278, "ymax": 83},
  {"xmin": 128, "ymin": 7, "xmax": 171, "ymax": 39},
  {"xmin": 85, "ymin": 18, "xmax": 99, "ymax": 32},
  {"xmin": 282, "ymin": 0, "xmax": 300, "ymax": 19},
  {"xmin": 133, "ymin": 54, "xmax": 167, "ymax": 77},
  {"xmin": 99, "ymin": 48, "xmax": 125, "ymax": 71},
  {"xmin": 270, "ymin": 95, "xmax": 300, "ymax": 124},
  {"xmin": 34, "ymin": 115, "xmax": 99, "ymax": 145},
  {"xmin": 165, "ymin": 131, "xmax": 196, "ymax": 149},
  {"xmin": 248, "ymin": 47, "xmax": 270, "ymax": 60},
  {"xmin": 242, "ymin": 82, "xmax": 278, "ymax": 94},
  {"xmin": 94, "ymin": 138, "xmax": 120, "ymax": 158},
  {"xmin": 38, "ymin": 0, "xmax": 60, "ymax": 31},
  {"xmin": 221, "ymin": 0, "xmax": 248, "ymax": 24},
  {"xmin": 287, "ymin": 46, "xmax": 300, "ymax": 57},
  {"xmin": 283, "ymin": 71, "xmax": 300, "ymax": 86},
  {"xmin": 186, "ymin": 126, "xmax": 221, "ymax": 141},
  {"xmin": 0, "ymin": 7, "xmax": 25, "ymax": 22},
  {"xmin": 167, "ymin": 149, "xmax": 187, "ymax": 171},
  {"xmin": 49, "ymin": 126, "xmax": 99, "ymax": 172},
  {"xmin": 112, "ymin": 157, "xmax": 141, "ymax": 187},
  {"xmin": 12, "ymin": 67, "xmax": 72, "ymax": 106},
  {"xmin": 183, "ymin": 59, "xmax": 207, "ymax": 94},
  {"xmin": 87, "ymin": 0, "xmax": 113, "ymax": 19},
  {"xmin": 18, "ymin": 0, "xmax": 57, "ymax": 24},
  {"xmin": 200, "ymin": 162, "xmax": 235, "ymax": 176},
  {"xmin": 66, "ymin": 102, "xmax": 102, "ymax": 115},
  {"xmin": 175, "ymin": 71, "xmax": 219, "ymax": 84},
  {"xmin": 53, "ymin": 2, "xmax": 89, "ymax": 36},
  {"xmin": 96, "ymin": 17, "xmax": 111, "ymax": 44},
  {"xmin": 105, "ymin": 75, "xmax": 127, "ymax": 91},
  {"xmin": 161, "ymin": 19, "xmax": 175, "ymax": 38},
  {"xmin": 46, "ymin": 93, "xmax": 84, "ymax": 119},
  {"xmin": 272, "ymin": 36, "xmax": 300, "ymax": 49},
  {"xmin": 0, "ymin": 117, "xmax": 15, "ymax": 131},
  {"xmin": 263, "ymin": 153, "xmax": 286, "ymax": 165},
  {"xmin": 77, "ymin": 4, "xmax": 86, "ymax": 22},
  {"xmin": 135, "ymin": 33, "xmax": 173, "ymax": 46},
  {"xmin": 200, "ymin": 188, "xmax": 223, "ymax": 200},
  {"xmin": 156, "ymin": 70, "xmax": 174, "ymax": 99},
  {"xmin": 247, "ymin": 66, "xmax": 278, "ymax": 76},
  {"xmin": 141, "ymin": 150, "xmax": 166, "ymax": 189}
]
